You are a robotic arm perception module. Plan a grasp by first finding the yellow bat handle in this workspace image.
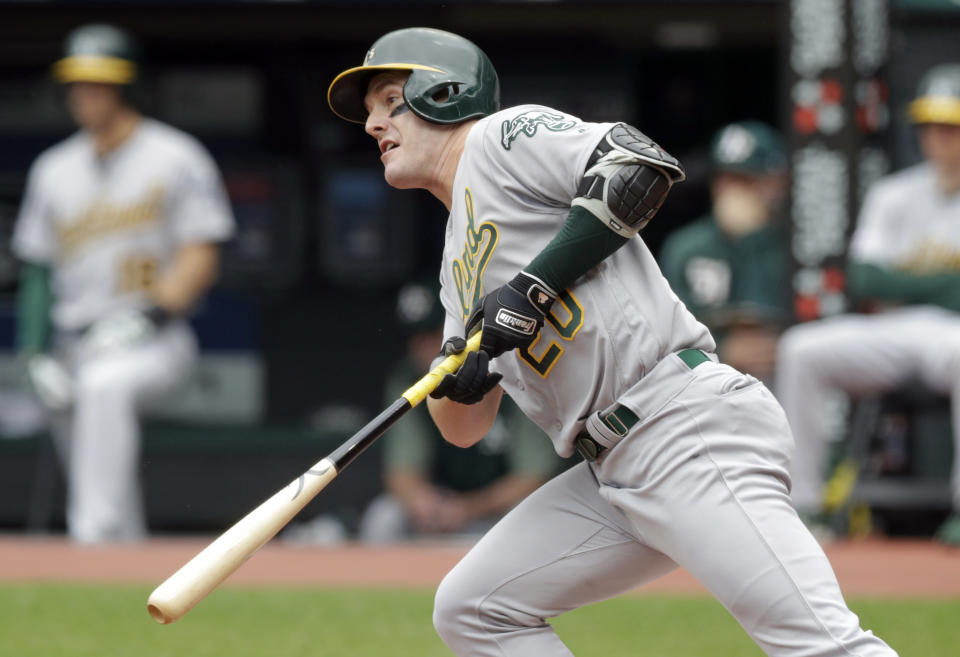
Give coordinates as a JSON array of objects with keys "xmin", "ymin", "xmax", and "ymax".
[{"xmin": 401, "ymin": 333, "xmax": 483, "ymax": 407}]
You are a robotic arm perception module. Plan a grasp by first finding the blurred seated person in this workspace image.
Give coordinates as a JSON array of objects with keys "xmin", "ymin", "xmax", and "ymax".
[
  {"xmin": 776, "ymin": 64, "xmax": 960, "ymax": 545},
  {"xmin": 359, "ymin": 281, "xmax": 565, "ymax": 542},
  {"xmin": 661, "ymin": 121, "xmax": 791, "ymax": 383}
]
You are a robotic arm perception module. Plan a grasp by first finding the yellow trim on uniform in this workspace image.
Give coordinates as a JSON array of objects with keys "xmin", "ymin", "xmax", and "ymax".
[
  {"xmin": 548, "ymin": 290, "xmax": 584, "ymax": 342},
  {"xmin": 518, "ymin": 330, "xmax": 565, "ymax": 380},
  {"xmin": 53, "ymin": 55, "xmax": 137, "ymax": 85},
  {"xmin": 327, "ymin": 63, "xmax": 446, "ymax": 123},
  {"xmin": 908, "ymin": 97, "xmax": 960, "ymax": 126}
]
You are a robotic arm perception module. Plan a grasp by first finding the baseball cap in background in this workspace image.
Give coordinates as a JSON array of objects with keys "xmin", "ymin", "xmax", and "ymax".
[
  {"xmin": 908, "ymin": 63, "xmax": 960, "ymax": 126},
  {"xmin": 396, "ymin": 281, "xmax": 445, "ymax": 335},
  {"xmin": 710, "ymin": 121, "xmax": 787, "ymax": 176},
  {"xmin": 53, "ymin": 23, "xmax": 141, "ymax": 85}
]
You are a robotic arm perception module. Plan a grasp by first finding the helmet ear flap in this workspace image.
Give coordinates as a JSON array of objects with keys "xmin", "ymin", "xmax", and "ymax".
[
  {"xmin": 430, "ymin": 83, "xmax": 461, "ymax": 104},
  {"xmin": 406, "ymin": 79, "xmax": 470, "ymax": 122}
]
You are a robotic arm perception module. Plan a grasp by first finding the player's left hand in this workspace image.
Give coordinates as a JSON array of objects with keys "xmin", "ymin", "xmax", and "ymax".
[
  {"xmin": 466, "ymin": 272, "xmax": 556, "ymax": 358},
  {"xmin": 430, "ymin": 336, "xmax": 503, "ymax": 404}
]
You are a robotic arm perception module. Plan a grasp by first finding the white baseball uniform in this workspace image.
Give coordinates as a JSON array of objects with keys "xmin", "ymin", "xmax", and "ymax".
[
  {"xmin": 14, "ymin": 118, "xmax": 235, "ymax": 543},
  {"xmin": 777, "ymin": 162, "xmax": 960, "ymax": 515},
  {"xmin": 433, "ymin": 106, "xmax": 897, "ymax": 656}
]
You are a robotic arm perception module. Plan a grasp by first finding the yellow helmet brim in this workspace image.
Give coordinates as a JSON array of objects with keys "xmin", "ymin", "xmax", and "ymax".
[
  {"xmin": 909, "ymin": 97, "xmax": 960, "ymax": 126},
  {"xmin": 53, "ymin": 55, "xmax": 136, "ymax": 85},
  {"xmin": 327, "ymin": 63, "xmax": 444, "ymax": 123}
]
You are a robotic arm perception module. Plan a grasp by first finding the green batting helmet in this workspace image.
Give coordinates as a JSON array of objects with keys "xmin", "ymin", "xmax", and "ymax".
[
  {"xmin": 327, "ymin": 27, "xmax": 500, "ymax": 125},
  {"xmin": 908, "ymin": 63, "xmax": 960, "ymax": 126},
  {"xmin": 53, "ymin": 23, "xmax": 140, "ymax": 85},
  {"xmin": 710, "ymin": 121, "xmax": 787, "ymax": 176}
]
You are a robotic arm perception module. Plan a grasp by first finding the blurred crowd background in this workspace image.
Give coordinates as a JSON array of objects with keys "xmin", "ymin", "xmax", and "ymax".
[{"xmin": 0, "ymin": 0, "xmax": 958, "ymax": 544}]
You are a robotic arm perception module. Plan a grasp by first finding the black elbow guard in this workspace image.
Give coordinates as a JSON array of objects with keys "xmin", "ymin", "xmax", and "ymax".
[{"xmin": 573, "ymin": 123, "xmax": 685, "ymax": 237}]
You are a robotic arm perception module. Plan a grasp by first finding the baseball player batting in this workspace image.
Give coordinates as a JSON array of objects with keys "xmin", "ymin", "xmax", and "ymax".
[
  {"xmin": 13, "ymin": 24, "xmax": 235, "ymax": 544},
  {"xmin": 328, "ymin": 27, "xmax": 898, "ymax": 657}
]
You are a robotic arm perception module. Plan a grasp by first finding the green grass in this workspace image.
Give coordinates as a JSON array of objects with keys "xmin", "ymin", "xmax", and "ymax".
[{"xmin": 0, "ymin": 583, "xmax": 956, "ymax": 656}]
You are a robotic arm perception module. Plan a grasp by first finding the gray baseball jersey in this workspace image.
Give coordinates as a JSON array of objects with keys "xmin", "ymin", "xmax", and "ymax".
[
  {"xmin": 850, "ymin": 162, "xmax": 960, "ymax": 270},
  {"xmin": 438, "ymin": 105, "xmax": 714, "ymax": 456},
  {"xmin": 13, "ymin": 118, "xmax": 235, "ymax": 331},
  {"xmin": 13, "ymin": 118, "xmax": 235, "ymax": 543},
  {"xmin": 432, "ymin": 106, "xmax": 897, "ymax": 657}
]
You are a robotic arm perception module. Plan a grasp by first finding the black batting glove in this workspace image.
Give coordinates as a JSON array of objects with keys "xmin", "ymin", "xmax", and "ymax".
[
  {"xmin": 465, "ymin": 272, "xmax": 557, "ymax": 359},
  {"xmin": 430, "ymin": 336, "xmax": 503, "ymax": 404}
]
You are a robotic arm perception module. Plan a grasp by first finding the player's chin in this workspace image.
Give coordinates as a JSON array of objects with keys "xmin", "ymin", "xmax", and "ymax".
[
  {"xmin": 71, "ymin": 110, "xmax": 110, "ymax": 133},
  {"xmin": 382, "ymin": 166, "xmax": 421, "ymax": 191}
]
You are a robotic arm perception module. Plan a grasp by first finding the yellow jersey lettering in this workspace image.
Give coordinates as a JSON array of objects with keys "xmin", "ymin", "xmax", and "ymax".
[
  {"xmin": 57, "ymin": 185, "xmax": 165, "ymax": 256},
  {"xmin": 452, "ymin": 187, "xmax": 499, "ymax": 317}
]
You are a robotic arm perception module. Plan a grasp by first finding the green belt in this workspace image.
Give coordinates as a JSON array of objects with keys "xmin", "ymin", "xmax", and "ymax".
[
  {"xmin": 677, "ymin": 347, "xmax": 710, "ymax": 370},
  {"xmin": 575, "ymin": 349, "xmax": 710, "ymax": 461}
]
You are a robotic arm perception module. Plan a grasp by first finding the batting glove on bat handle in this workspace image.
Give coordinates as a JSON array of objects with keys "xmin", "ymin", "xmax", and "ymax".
[
  {"xmin": 429, "ymin": 336, "xmax": 503, "ymax": 405},
  {"xmin": 465, "ymin": 271, "xmax": 557, "ymax": 359}
]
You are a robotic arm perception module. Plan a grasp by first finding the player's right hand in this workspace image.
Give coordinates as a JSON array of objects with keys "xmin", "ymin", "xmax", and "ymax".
[
  {"xmin": 429, "ymin": 336, "xmax": 502, "ymax": 404},
  {"xmin": 25, "ymin": 353, "xmax": 74, "ymax": 411}
]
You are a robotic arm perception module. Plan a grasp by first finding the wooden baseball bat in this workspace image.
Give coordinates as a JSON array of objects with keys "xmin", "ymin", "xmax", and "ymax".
[{"xmin": 147, "ymin": 333, "xmax": 482, "ymax": 624}]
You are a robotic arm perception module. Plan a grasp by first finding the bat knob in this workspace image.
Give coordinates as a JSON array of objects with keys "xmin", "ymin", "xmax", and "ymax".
[{"xmin": 147, "ymin": 597, "xmax": 176, "ymax": 624}]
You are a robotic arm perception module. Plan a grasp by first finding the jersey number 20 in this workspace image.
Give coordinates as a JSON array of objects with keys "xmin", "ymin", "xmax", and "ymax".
[{"xmin": 519, "ymin": 289, "xmax": 583, "ymax": 378}]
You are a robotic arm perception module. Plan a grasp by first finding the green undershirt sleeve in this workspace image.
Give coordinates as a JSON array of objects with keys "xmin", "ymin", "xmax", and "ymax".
[
  {"xmin": 847, "ymin": 261, "xmax": 960, "ymax": 312},
  {"xmin": 525, "ymin": 206, "xmax": 629, "ymax": 292},
  {"xmin": 16, "ymin": 262, "xmax": 53, "ymax": 355}
]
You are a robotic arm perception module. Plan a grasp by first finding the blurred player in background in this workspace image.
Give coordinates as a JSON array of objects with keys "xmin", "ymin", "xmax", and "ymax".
[
  {"xmin": 661, "ymin": 121, "xmax": 790, "ymax": 383},
  {"xmin": 329, "ymin": 27, "xmax": 898, "ymax": 657},
  {"xmin": 777, "ymin": 63, "xmax": 960, "ymax": 546},
  {"xmin": 359, "ymin": 281, "xmax": 563, "ymax": 542},
  {"xmin": 13, "ymin": 24, "xmax": 235, "ymax": 544}
]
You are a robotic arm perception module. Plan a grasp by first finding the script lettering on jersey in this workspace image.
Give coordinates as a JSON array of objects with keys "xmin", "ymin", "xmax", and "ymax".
[
  {"xmin": 500, "ymin": 110, "xmax": 578, "ymax": 150},
  {"xmin": 57, "ymin": 186, "xmax": 165, "ymax": 256},
  {"xmin": 901, "ymin": 241, "xmax": 960, "ymax": 272},
  {"xmin": 451, "ymin": 188, "xmax": 499, "ymax": 317}
]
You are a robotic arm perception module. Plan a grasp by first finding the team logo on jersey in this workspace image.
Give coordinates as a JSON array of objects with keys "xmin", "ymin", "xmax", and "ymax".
[
  {"xmin": 495, "ymin": 309, "xmax": 537, "ymax": 335},
  {"xmin": 451, "ymin": 188, "xmax": 499, "ymax": 317},
  {"xmin": 686, "ymin": 257, "xmax": 731, "ymax": 307},
  {"xmin": 500, "ymin": 111, "xmax": 578, "ymax": 150},
  {"xmin": 57, "ymin": 186, "xmax": 165, "ymax": 256},
  {"xmin": 901, "ymin": 241, "xmax": 960, "ymax": 272}
]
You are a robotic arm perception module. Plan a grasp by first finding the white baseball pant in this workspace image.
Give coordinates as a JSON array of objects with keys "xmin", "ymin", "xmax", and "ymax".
[
  {"xmin": 434, "ymin": 356, "xmax": 897, "ymax": 656},
  {"xmin": 776, "ymin": 306, "xmax": 960, "ymax": 514},
  {"xmin": 52, "ymin": 322, "xmax": 197, "ymax": 543}
]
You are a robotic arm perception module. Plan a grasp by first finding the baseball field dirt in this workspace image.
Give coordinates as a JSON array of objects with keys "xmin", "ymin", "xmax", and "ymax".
[{"xmin": 0, "ymin": 535, "xmax": 957, "ymax": 596}]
